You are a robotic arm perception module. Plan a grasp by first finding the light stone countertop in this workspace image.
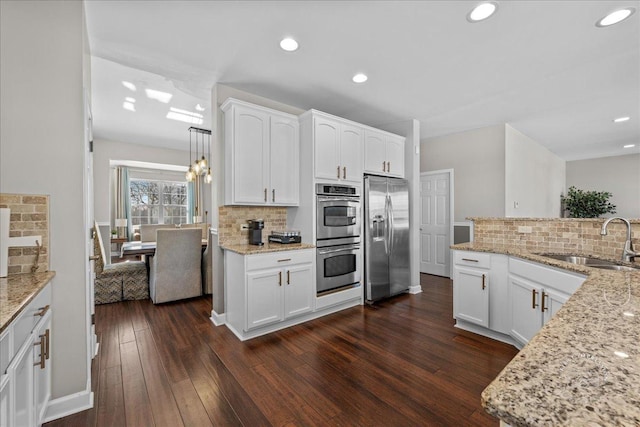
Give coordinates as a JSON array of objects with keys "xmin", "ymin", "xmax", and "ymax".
[
  {"xmin": 1, "ymin": 271, "xmax": 55, "ymax": 334},
  {"xmin": 452, "ymin": 243, "xmax": 639, "ymax": 426},
  {"xmin": 221, "ymin": 242, "xmax": 315, "ymax": 255}
]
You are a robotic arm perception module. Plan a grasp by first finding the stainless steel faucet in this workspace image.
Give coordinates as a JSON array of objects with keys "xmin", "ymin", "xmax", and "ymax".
[{"xmin": 600, "ymin": 217, "xmax": 639, "ymax": 262}]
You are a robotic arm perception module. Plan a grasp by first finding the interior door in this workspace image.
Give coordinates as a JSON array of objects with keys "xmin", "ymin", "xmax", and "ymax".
[
  {"xmin": 420, "ymin": 172, "xmax": 450, "ymax": 277},
  {"xmin": 84, "ymin": 90, "xmax": 98, "ymax": 358}
]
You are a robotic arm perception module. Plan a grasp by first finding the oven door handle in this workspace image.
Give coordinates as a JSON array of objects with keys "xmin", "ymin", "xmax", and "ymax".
[
  {"xmin": 318, "ymin": 246, "xmax": 360, "ymax": 255},
  {"xmin": 317, "ymin": 196, "xmax": 360, "ymax": 203}
]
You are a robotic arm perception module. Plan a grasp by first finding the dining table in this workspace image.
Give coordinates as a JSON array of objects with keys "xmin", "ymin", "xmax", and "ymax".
[{"xmin": 120, "ymin": 240, "xmax": 209, "ymax": 258}]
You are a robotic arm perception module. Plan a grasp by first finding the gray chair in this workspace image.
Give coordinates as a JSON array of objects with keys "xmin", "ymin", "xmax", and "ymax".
[
  {"xmin": 139, "ymin": 224, "xmax": 175, "ymax": 242},
  {"xmin": 93, "ymin": 222, "xmax": 148, "ymax": 304},
  {"xmin": 149, "ymin": 228, "xmax": 202, "ymax": 304},
  {"xmin": 201, "ymin": 226, "xmax": 212, "ymax": 294}
]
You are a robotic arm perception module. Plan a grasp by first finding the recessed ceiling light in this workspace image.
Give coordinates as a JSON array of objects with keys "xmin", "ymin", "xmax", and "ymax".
[
  {"xmin": 467, "ymin": 2, "xmax": 498, "ymax": 23},
  {"xmin": 145, "ymin": 88, "xmax": 173, "ymax": 103},
  {"xmin": 122, "ymin": 81, "xmax": 136, "ymax": 91},
  {"xmin": 280, "ymin": 38, "xmax": 299, "ymax": 52},
  {"xmin": 352, "ymin": 73, "xmax": 368, "ymax": 83},
  {"xmin": 623, "ymin": 144, "xmax": 636, "ymax": 148},
  {"xmin": 613, "ymin": 116, "xmax": 630, "ymax": 123},
  {"xmin": 125, "ymin": 97, "xmax": 136, "ymax": 103},
  {"xmin": 596, "ymin": 7, "xmax": 635, "ymax": 27},
  {"xmin": 122, "ymin": 101, "xmax": 136, "ymax": 112}
]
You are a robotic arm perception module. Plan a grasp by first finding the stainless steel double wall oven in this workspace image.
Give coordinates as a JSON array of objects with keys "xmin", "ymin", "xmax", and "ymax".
[{"xmin": 316, "ymin": 184, "xmax": 361, "ymax": 295}]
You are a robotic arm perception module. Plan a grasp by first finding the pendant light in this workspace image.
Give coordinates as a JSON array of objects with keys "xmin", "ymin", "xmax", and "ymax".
[{"xmin": 186, "ymin": 126, "xmax": 212, "ymax": 184}]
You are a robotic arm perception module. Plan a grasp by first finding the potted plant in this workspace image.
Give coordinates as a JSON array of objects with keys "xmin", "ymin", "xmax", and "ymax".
[{"xmin": 561, "ymin": 186, "xmax": 616, "ymax": 218}]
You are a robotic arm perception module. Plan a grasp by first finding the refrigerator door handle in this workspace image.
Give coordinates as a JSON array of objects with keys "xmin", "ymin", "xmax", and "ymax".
[
  {"xmin": 388, "ymin": 193, "xmax": 395, "ymax": 253},
  {"xmin": 383, "ymin": 194, "xmax": 390, "ymax": 255}
]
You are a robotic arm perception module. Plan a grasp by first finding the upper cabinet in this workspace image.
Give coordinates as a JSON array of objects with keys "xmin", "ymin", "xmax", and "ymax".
[
  {"xmin": 364, "ymin": 129, "xmax": 405, "ymax": 178},
  {"xmin": 222, "ymin": 98, "xmax": 299, "ymax": 206},
  {"xmin": 309, "ymin": 113, "xmax": 363, "ymax": 184}
]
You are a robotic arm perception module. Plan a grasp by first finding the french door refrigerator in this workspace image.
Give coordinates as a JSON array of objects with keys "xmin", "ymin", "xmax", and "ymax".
[{"xmin": 364, "ymin": 175, "xmax": 410, "ymax": 302}]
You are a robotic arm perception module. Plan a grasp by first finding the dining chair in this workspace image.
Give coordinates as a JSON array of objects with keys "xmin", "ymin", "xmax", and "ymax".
[
  {"xmin": 139, "ymin": 224, "xmax": 175, "ymax": 242},
  {"xmin": 149, "ymin": 228, "xmax": 202, "ymax": 304},
  {"xmin": 93, "ymin": 222, "xmax": 148, "ymax": 304}
]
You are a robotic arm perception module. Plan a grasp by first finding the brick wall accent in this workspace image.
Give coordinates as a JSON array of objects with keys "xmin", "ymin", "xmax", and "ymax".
[
  {"xmin": 218, "ymin": 206, "xmax": 287, "ymax": 246},
  {"xmin": 471, "ymin": 217, "xmax": 640, "ymax": 259},
  {"xmin": 0, "ymin": 193, "xmax": 50, "ymax": 275}
]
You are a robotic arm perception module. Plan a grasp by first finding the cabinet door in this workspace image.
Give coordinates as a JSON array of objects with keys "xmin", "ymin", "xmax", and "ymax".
[
  {"xmin": 270, "ymin": 115, "xmax": 299, "ymax": 205},
  {"xmin": 314, "ymin": 117, "xmax": 340, "ymax": 181},
  {"xmin": 385, "ymin": 136, "xmax": 405, "ymax": 178},
  {"xmin": 509, "ymin": 276, "xmax": 542, "ymax": 345},
  {"xmin": 232, "ymin": 106, "xmax": 270, "ymax": 204},
  {"xmin": 246, "ymin": 269, "xmax": 283, "ymax": 330},
  {"xmin": 8, "ymin": 337, "xmax": 34, "ymax": 427},
  {"xmin": 453, "ymin": 267, "xmax": 489, "ymax": 328},
  {"xmin": 284, "ymin": 264, "xmax": 314, "ymax": 319},
  {"xmin": 33, "ymin": 311, "xmax": 52, "ymax": 426},
  {"xmin": 339, "ymin": 123, "xmax": 363, "ymax": 183},
  {"xmin": 0, "ymin": 374, "xmax": 10, "ymax": 427},
  {"xmin": 542, "ymin": 288, "xmax": 569, "ymax": 325},
  {"xmin": 363, "ymin": 130, "xmax": 386, "ymax": 175}
]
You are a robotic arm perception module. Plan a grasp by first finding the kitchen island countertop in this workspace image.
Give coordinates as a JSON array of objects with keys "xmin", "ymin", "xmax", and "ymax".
[
  {"xmin": 221, "ymin": 242, "xmax": 315, "ymax": 255},
  {"xmin": 1, "ymin": 271, "xmax": 55, "ymax": 333},
  {"xmin": 453, "ymin": 243, "xmax": 639, "ymax": 426}
]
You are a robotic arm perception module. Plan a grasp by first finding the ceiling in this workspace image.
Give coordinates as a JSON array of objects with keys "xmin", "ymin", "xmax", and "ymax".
[{"xmin": 85, "ymin": 0, "xmax": 640, "ymax": 161}]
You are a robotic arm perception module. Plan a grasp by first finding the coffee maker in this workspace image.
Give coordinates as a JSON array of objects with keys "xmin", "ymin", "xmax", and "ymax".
[{"xmin": 248, "ymin": 219, "xmax": 264, "ymax": 246}]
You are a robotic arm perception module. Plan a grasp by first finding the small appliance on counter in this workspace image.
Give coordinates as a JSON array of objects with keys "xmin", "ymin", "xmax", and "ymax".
[
  {"xmin": 268, "ymin": 230, "xmax": 302, "ymax": 244},
  {"xmin": 248, "ymin": 219, "xmax": 264, "ymax": 246}
]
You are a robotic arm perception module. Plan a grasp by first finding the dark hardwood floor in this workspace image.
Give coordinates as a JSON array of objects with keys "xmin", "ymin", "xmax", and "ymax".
[{"xmin": 46, "ymin": 274, "xmax": 518, "ymax": 427}]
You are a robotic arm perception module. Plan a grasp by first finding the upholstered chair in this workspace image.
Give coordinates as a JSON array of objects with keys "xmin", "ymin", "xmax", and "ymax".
[
  {"xmin": 93, "ymin": 223, "xmax": 148, "ymax": 304},
  {"xmin": 139, "ymin": 224, "xmax": 175, "ymax": 242},
  {"xmin": 149, "ymin": 229, "xmax": 202, "ymax": 304},
  {"xmin": 201, "ymin": 226, "xmax": 212, "ymax": 294}
]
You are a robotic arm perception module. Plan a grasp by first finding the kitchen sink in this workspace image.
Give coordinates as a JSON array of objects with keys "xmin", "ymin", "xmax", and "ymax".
[{"xmin": 536, "ymin": 253, "xmax": 640, "ymax": 271}]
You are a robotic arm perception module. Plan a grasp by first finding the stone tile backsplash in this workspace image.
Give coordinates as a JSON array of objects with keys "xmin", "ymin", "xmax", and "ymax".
[
  {"xmin": 218, "ymin": 206, "xmax": 287, "ymax": 246},
  {"xmin": 471, "ymin": 217, "xmax": 639, "ymax": 259},
  {"xmin": 0, "ymin": 193, "xmax": 50, "ymax": 275}
]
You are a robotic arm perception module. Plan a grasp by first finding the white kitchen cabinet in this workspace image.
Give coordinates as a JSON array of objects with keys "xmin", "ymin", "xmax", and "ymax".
[
  {"xmin": 363, "ymin": 129, "xmax": 405, "ymax": 178},
  {"xmin": 312, "ymin": 114, "xmax": 363, "ymax": 183},
  {"xmin": 453, "ymin": 251, "xmax": 491, "ymax": 328},
  {"xmin": 225, "ymin": 249, "xmax": 315, "ymax": 339},
  {"xmin": 222, "ymin": 98, "xmax": 299, "ymax": 206},
  {"xmin": 509, "ymin": 257, "xmax": 585, "ymax": 346},
  {"xmin": 2, "ymin": 281, "xmax": 52, "ymax": 427}
]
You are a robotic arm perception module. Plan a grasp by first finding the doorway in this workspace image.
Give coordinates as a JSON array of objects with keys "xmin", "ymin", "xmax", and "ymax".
[{"xmin": 420, "ymin": 170, "xmax": 453, "ymax": 278}]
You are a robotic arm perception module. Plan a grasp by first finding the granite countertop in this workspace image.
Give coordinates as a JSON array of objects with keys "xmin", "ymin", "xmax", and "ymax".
[
  {"xmin": 453, "ymin": 243, "xmax": 640, "ymax": 426},
  {"xmin": 221, "ymin": 242, "xmax": 315, "ymax": 255},
  {"xmin": 1, "ymin": 271, "xmax": 55, "ymax": 334}
]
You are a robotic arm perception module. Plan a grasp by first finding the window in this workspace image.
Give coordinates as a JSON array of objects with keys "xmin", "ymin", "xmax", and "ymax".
[{"xmin": 130, "ymin": 179, "xmax": 188, "ymax": 225}]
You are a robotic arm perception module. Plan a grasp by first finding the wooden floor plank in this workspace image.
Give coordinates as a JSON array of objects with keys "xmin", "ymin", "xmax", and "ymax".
[{"xmin": 47, "ymin": 274, "xmax": 518, "ymax": 427}]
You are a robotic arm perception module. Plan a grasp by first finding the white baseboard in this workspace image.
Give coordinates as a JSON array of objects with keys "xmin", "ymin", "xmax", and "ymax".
[
  {"xmin": 408, "ymin": 284, "xmax": 422, "ymax": 294},
  {"xmin": 210, "ymin": 309, "xmax": 226, "ymax": 326},
  {"xmin": 43, "ymin": 390, "xmax": 93, "ymax": 423}
]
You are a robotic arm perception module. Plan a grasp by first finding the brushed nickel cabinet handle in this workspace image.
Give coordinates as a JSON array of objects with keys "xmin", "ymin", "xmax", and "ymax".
[
  {"xmin": 387, "ymin": 161, "xmax": 390, "ymax": 172},
  {"xmin": 481, "ymin": 274, "xmax": 486, "ymax": 290},
  {"xmin": 287, "ymin": 270, "xmax": 290, "ymax": 285},
  {"xmin": 34, "ymin": 305, "xmax": 50, "ymax": 317},
  {"xmin": 277, "ymin": 258, "xmax": 291, "ymax": 262},
  {"xmin": 532, "ymin": 289, "xmax": 539, "ymax": 309},
  {"xmin": 264, "ymin": 188, "xmax": 267, "ymax": 202},
  {"xmin": 337, "ymin": 166, "xmax": 341, "ymax": 179},
  {"xmin": 382, "ymin": 161, "xmax": 386, "ymax": 172},
  {"xmin": 278, "ymin": 271, "xmax": 282, "ymax": 286},
  {"xmin": 343, "ymin": 166, "xmax": 346, "ymax": 179},
  {"xmin": 541, "ymin": 291, "xmax": 548, "ymax": 312},
  {"xmin": 272, "ymin": 189, "xmax": 275, "ymax": 202},
  {"xmin": 461, "ymin": 258, "xmax": 478, "ymax": 262}
]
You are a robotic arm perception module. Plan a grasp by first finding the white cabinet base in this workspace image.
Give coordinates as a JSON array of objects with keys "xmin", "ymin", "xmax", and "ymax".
[{"xmin": 454, "ymin": 319, "xmax": 521, "ymax": 349}]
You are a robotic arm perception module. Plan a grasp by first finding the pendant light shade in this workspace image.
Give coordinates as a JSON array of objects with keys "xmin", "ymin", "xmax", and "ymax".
[{"xmin": 187, "ymin": 126, "xmax": 212, "ymax": 184}]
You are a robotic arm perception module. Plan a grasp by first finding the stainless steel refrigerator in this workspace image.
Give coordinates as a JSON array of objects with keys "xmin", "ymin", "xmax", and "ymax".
[{"xmin": 364, "ymin": 175, "xmax": 410, "ymax": 302}]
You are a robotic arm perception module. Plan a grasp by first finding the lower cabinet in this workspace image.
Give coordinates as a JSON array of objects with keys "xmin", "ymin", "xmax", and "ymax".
[
  {"xmin": 453, "ymin": 266, "xmax": 490, "ymax": 328},
  {"xmin": 2, "ymin": 282, "xmax": 52, "ymax": 427},
  {"xmin": 509, "ymin": 258, "xmax": 585, "ymax": 346},
  {"xmin": 225, "ymin": 249, "xmax": 315, "ymax": 339}
]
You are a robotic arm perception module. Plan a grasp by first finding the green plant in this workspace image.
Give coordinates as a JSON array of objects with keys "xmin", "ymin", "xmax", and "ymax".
[{"xmin": 562, "ymin": 186, "xmax": 616, "ymax": 218}]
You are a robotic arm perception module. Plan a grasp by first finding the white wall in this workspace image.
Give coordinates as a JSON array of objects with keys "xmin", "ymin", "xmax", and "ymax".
[
  {"xmin": 1, "ymin": 0, "xmax": 88, "ymax": 401},
  {"xmin": 421, "ymin": 125, "xmax": 506, "ymax": 222},
  {"xmin": 505, "ymin": 125, "xmax": 565, "ymax": 217},
  {"xmin": 92, "ymin": 138, "xmax": 191, "ymax": 224},
  {"xmin": 566, "ymin": 154, "xmax": 640, "ymax": 218}
]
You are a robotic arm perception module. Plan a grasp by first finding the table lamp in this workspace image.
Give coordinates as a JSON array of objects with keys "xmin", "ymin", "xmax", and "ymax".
[{"xmin": 115, "ymin": 218, "xmax": 127, "ymax": 238}]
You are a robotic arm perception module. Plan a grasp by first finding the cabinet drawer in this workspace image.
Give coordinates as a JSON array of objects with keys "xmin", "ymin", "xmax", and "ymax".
[
  {"xmin": 246, "ymin": 249, "xmax": 314, "ymax": 272},
  {"xmin": 12, "ymin": 284, "xmax": 51, "ymax": 359},
  {"xmin": 454, "ymin": 251, "xmax": 491, "ymax": 269},
  {"xmin": 510, "ymin": 258, "xmax": 585, "ymax": 294}
]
